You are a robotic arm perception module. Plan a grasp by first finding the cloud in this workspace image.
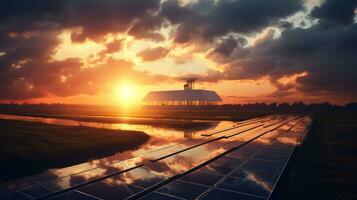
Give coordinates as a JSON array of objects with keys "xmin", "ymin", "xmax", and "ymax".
[
  {"xmin": 311, "ymin": 0, "xmax": 357, "ymax": 27},
  {"xmin": 204, "ymin": 15, "xmax": 357, "ymax": 102},
  {"xmin": 127, "ymin": 15, "xmax": 165, "ymax": 41},
  {"xmin": 94, "ymin": 39, "xmax": 123, "ymax": 62},
  {"xmin": 0, "ymin": 0, "xmax": 168, "ymax": 100},
  {"xmin": 161, "ymin": 0, "xmax": 304, "ymax": 43},
  {"xmin": 137, "ymin": 46, "xmax": 169, "ymax": 61},
  {"xmin": 180, "ymin": 0, "xmax": 357, "ymax": 103},
  {"xmin": 209, "ymin": 36, "xmax": 247, "ymax": 57},
  {"xmin": 0, "ymin": 0, "xmax": 162, "ymax": 41}
]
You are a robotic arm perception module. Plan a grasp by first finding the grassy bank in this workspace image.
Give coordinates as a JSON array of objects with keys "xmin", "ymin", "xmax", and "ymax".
[
  {"xmin": 0, "ymin": 119, "xmax": 150, "ymax": 183},
  {"xmin": 271, "ymin": 111, "xmax": 357, "ymax": 200}
]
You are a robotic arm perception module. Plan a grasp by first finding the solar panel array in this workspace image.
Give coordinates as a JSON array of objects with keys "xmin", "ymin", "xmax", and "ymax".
[{"xmin": 0, "ymin": 115, "xmax": 311, "ymax": 200}]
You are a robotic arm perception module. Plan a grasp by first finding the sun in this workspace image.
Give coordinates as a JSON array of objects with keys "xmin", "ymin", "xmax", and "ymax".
[
  {"xmin": 116, "ymin": 83, "xmax": 138, "ymax": 106},
  {"xmin": 119, "ymin": 84, "xmax": 134, "ymax": 99}
]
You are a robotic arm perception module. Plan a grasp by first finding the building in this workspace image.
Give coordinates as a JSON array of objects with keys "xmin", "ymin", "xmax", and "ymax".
[{"xmin": 142, "ymin": 78, "xmax": 223, "ymax": 106}]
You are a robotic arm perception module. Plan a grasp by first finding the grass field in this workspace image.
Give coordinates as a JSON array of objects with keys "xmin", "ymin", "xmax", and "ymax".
[
  {"xmin": 0, "ymin": 119, "xmax": 149, "ymax": 183},
  {"xmin": 271, "ymin": 111, "xmax": 357, "ymax": 200}
]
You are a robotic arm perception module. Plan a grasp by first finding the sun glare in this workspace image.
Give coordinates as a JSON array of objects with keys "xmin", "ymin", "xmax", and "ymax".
[{"xmin": 116, "ymin": 83, "xmax": 138, "ymax": 106}]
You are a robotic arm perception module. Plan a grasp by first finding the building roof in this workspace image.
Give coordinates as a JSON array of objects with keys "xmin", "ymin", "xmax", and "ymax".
[{"xmin": 142, "ymin": 90, "xmax": 222, "ymax": 102}]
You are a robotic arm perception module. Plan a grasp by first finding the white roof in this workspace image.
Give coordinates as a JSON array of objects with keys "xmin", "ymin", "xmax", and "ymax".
[{"xmin": 142, "ymin": 90, "xmax": 222, "ymax": 102}]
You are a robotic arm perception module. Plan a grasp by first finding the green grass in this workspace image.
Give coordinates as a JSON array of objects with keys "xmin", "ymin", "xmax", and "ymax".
[
  {"xmin": 271, "ymin": 111, "xmax": 357, "ymax": 200},
  {"xmin": 0, "ymin": 119, "xmax": 149, "ymax": 183}
]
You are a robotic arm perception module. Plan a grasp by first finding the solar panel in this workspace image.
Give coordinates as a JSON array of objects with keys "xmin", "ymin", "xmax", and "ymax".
[
  {"xmin": 179, "ymin": 171, "xmax": 224, "ymax": 186},
  {"xmin": 0, "ymin": 115, "xmax": 311, "ymax": 200},
  {"xmin": 201, "ymin": 188, "xmax": 264, "ymax": 200},
  {"xmin": 156, "ymin": 180, "xmax": 208, "ymax": 200},
  {"xmin": 48, "ymin": 191, "xmax": 101, "ymax": 200},
  {"xmin": 139, "ymin": 192, "xmax": 184, "ymax": 200}
]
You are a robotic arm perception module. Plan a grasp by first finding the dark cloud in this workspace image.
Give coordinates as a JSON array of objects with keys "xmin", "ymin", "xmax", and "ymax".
[
  {"xmin": 0, "ymin": 0, "xmax": 65, "ymax": 20},
  {"xmin": 137, "ymin": 46, "xmax": 169, "ymax": 61},
  {"xmin": 161, "ymin": 0, "xmax": 304, "ymax": 43},
  {"xmin": 210, "ymin": 36, "xmax": 247, "ymax": 57},
  {"xmin": 311, "ymin": 0, "xmax": 357, "ymax": 27},
  {"xmin": 191, "ymin": 0, "xmax": 357, "ymax": 103},
  {"xmin": 0, "ymin": 29, "xmax": 83, "ymax": 99},
  {"xmin": 0, "ymin": 0, "xmax": 161, "ymax": 42},
  {"xmin": 127, "ymin": 15, "xmax": 165, "ymax": 41},
  {"xmin": 208, "ymin": 22, "xmax": 357, "ymax": 102},
  {"xmin": 93, "ymin": 39, "xmax": 123, "ymax": 62},
  {"xmin": 65, "ymin": 0, "xmax": 161, "ymax": 42},
  {"xmin": 0, "ymin": 57, "xmax": 82, "ymax": 99},
  {"xmin": 102, "ymin": 40, "xmax": 122, "ymax": 54}
]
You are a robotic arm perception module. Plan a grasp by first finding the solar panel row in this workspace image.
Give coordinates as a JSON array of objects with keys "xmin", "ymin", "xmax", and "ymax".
[
  {"xmin": 0, "ymin": 115, "xmax": 279, "ymax": 197},
  {"xmin": 0, "ymin": 115, "xmax": 311, "ymax": 200}
]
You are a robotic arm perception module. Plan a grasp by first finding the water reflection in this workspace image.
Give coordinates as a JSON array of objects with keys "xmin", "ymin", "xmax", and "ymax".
[{"xmin": 0, "ymin": 113, "xmax": 220, "ymax": 138}]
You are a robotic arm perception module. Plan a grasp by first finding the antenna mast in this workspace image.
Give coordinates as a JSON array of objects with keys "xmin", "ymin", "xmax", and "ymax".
[{"xmin": 182, "ymin": 78, "xmax": 197, "ymax": 91}]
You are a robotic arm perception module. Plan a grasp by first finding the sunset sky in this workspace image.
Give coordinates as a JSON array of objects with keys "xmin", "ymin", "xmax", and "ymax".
[{"xmin": 0, "ymin": 0, "xmax": 356, "ymax": 105}]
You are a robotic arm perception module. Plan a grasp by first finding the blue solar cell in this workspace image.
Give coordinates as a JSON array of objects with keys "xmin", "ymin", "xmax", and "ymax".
[
  {"xmin": 157, "ymin": 180, "xmax": 208, "ymax": 200},
  {"xmin": 79, "ymin": 180, "xmax": 143, "ymax": 200},
  {"xmin": 217, "ymin": 177, "xmax": 244, "ymax": 191},
  {"xmin": 48, "ymin": 191, "xmax": 100, "ymax": 200},
  {"xmin": 226, "ymin": 150, "xmax": 254, "ymax": 158},
  {"xmin": 241, "ymin": 160, "xmax": 284, "ymax": 173},
  {"xmin": 43, "ymin": 172, "xmax": 90, "ymax": 192},
  {"xmin": 201, "ymin": 188, "xmax": 264, "ymax": 200},
  {"xmin": 252, "ymin": 152, "xmax": 288, "ymax": 162},
  {"xmin": 42, "ymin": 182, "xmax": 64, "ymax": 192},
  {"xmin": 0, "ymin": 192, "xmax": 32, "ymax": 200},
  {"xmin": 264, "ymin": 144, "xmax": 295, "ymax": 152},
  {"xmin": 198, "ymin": 162, "xmax": 234, "ymax": 175},
  {"xmin": 231, "ymin": 169, "xmax": 278, "ymax": 183},
  {"xmin": 0, "ymin": 188, "xmax": 11, "ymax": 197},
  {"xmin": 259, "ymin": 150, "xmax": 291, "ymax": 157},
  {"xmin": 0, "ymin": 180, "xmax": 37, "ymax": 196},
  {"xmin": 218, "ymin": 178, "xmax": 273, "ymax": 198},
  {"xmin": 132, "ymin": 176, "xmax": 167, "ymax": 189},
  {"xmin": 139, "ymin": 192, "xmax": 184, "ymax": 200},
  {"xmin": 21, "ymin": 184, "xmax": 53, "ymax": 198},
  {"xmin": 197, "ymin": 156, "xmax": 244, "ymax": 175},
  {"xmin": 216, "ymin": 156, "xmax": 245, "ymax": 168},
  {"xmin": 179, "ymin": 171, "xmax": 224, "ymax": 186},
  {"xmin": 238, "ymin": 144, "xmax": 264, "ymax": 152},
  {"xmin": 124, "ymin": 167, "xmax": 167, "ymax": 188}
]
